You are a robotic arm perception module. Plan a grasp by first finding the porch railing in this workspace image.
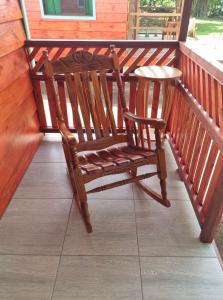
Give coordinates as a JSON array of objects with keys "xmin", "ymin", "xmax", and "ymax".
[
  {"xmin": 25, "ymin": 39, "xmax": 223, "ymax": 243},
  {"xmin": 169, "ymin": 42, "xmax": 223, "ymax": 242},
  {"xmin": 25, "ymin": 40, "xmax": 178, "ymax": 130}
]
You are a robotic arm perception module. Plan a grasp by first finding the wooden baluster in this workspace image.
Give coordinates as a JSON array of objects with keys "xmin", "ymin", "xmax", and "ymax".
[
  {"xmin": 57, "ymin": 79, "xmax": 68, "ymax": 127},
  {"xmin": 188, "ymin": 125, "xmax": 206, "ymax": 183},
  {"xmin": 210, "ymin": 77, "xmax": 216, "ymax": 122},
  {"xmin": 45, "ymin": 79, "xmax": 58, "ymax": 128},
  {"xmin": 32, "ymin": 80, "xmax": 47, "ymax": 129},
  {"xmin": 184, "ymin": 118, "xmax": 199, "ymax": 175},
  {"xmin": 192, "ymin": 134, "xmax": 211, "ymax": 194},
  {"xmin": 217, "ymin": 83, "xmax": 223, "ymax": 131},
  {"xmin": 200, "ymin": 153, "xmax": 223, "ymax": 242},
  {"xmin": 205, "ymin": 72, "xmax": 210, "ymax": 114},
  {"xmin": 196, "ymin": 143, "xmax": 218, "ymax": 206}
]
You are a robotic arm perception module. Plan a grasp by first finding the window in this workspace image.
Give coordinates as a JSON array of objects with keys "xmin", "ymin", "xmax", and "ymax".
[{"xmin": 40, "ymin": 0, "xmax": 96, "ymax": 20}]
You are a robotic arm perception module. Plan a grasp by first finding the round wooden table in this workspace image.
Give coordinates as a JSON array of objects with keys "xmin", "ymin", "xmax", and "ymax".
[{"xmin": 134, "ymin": 65, "xmax": 182, "ymax": 129}]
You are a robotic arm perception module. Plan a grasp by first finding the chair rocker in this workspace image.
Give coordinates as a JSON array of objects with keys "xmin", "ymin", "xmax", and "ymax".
[{"xmin": 43, "ymin": 47, "xmax": 170, "ymax": 233}]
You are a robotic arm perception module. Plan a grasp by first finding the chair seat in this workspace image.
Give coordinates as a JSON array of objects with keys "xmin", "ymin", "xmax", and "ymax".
[{"xmin": 78, "ymin": 146, "xmax": 156, "ymax": 177}]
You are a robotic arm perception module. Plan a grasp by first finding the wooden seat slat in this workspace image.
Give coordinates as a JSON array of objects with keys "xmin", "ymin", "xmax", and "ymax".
[
  {"xmin": 97, "ymin": 150, "xmax": 131, "ymax": 166},
  {"xmin": 79, "ymin": 156, "xmax": 102, "ymax": 174},
  {"xmin": 109, "ymin": 147, "xmax": 144, "ymax": 163},
  {"xmin": 121, "ymin": 146, "xmax": 155, "ymax": 158},
  {"xmin": 85, "ymin": 153, "xmax": 116, "ymax": 171}
]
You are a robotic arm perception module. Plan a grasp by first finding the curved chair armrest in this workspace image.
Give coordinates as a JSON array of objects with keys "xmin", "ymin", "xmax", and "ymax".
[
  {"xmin": 124, "ymin": 112, "xmax": 166, "ymax": 129},
  {"xmin": 58, "ymin": 121, "xmax": 78, "ymax": 146}
]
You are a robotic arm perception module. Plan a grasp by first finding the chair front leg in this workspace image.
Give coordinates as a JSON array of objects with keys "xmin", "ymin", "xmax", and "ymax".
[
  {"xmin": 155, "ymin": 129, "xmax": 170, "ymax": 207},
  {"xmin": 69, "ymin": 146, "xmax": 93, "ymax": 233}
]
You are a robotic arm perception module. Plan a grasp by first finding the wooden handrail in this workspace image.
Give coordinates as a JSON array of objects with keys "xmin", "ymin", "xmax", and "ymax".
[
  {"xmin": 129, "ymin": 13, "xmax": 181, "ymax": 17},
  {"xmin": 180, "ymin": 42, "xmax": 223, "ymax": 84},
  {"xmin": 25, "ymin": 39, "xmax": 179, "ymax": 48}
]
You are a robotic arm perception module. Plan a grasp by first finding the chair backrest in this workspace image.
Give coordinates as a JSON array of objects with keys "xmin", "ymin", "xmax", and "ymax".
[{"xmin": 43, "ymin": 48, "xmax": 130, "ymax": 152}]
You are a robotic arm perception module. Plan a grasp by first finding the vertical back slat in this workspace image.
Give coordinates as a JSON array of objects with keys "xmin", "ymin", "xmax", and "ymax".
[
  {"xmin": 73, "ymin": 73, "xmax": 93, "ymax": 141},
  {"xmin": 90, "ymin": 71, "xmax": 110, "ymax": 137},
  {"xmin": 100, "ymin": 71, "xmax": 117, "ymax": 135},
  {"xmin": 82, "ymin": 72, "xmax": 102, "ymax": 139},
  {"xmin": 65, "ymin": 74, "xmax": 85, "ymax": 142}
]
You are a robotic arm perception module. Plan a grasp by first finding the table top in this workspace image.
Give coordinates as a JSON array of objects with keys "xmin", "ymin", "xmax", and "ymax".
[{"xmin": 134, "ymin": 66, "xmax": 182, "ymax": 81}]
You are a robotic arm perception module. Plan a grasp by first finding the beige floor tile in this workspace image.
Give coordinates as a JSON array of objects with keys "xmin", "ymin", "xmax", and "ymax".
[
  {"xmin": 63, "ymin": 199, "xmax": 138, "ymax": 255},
  {"xmin": 14, "ymin": 163, "xmax": 73, "ymax": 199},
  {"xmin": 0, "ymin": 198, "xmax": 71, "ymax": 255},
  {"xmin": 32, "ymin": 140, "xmax": 65, "ymax": 163},
  {"xmin": 0, "ymin": 255, "xmax": 59, "ymax": 300},
  {"xmin": 133, "ymin": 182, "xmax": 189, "ymax": 201},
  {"xmin": 52, "ymin": 256, "xmax": 142, "ymax": 300},
  {"xmin": 133, "ymin": 164, "xmax": 189, "ymax": 201},
  {"xmin": 140, "ymin": 257, "xmax": 223, "ymax": 300},
  {"xmin": 135, "ymin": 200, "xmax": 215, "ymax": 257}
]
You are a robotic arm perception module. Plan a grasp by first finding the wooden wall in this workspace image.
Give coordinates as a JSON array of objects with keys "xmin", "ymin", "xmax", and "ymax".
[
  {"xmin": 24, "ymin": 0, "xmax": 129, "ymax": 39},
  {"xmin": 0, "ymin": 0, "xmax": 42, "ymax": 216}
]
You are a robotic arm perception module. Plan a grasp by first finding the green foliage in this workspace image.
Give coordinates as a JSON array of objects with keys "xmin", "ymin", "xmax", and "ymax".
[
  {"xmin": 140, "ymin": 0, "xmax": 177, "ymax": 13},
  {"xmin": 208, "ymin": 0, "xmax": 223, "ymax": 17},
  {"xmin": 141, "ymin": 0, "xmax": 175, "ymax": 5},
  {"xmin": 196, "ymin": 18, "xmax": 223, "ymax": 35},
  {"xmin": 192, "ymin": 0, "xmax": 223, "ymax": 17}
]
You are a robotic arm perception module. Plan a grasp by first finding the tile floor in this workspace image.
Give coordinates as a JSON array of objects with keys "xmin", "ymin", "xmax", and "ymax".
[{"xmin": 0, "ymin": 134, "xmax": 222, "ymax": 300}]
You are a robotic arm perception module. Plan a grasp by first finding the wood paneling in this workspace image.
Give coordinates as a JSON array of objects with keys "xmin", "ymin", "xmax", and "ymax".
[
  {"xmin": 0, "ymin": 20, "xmax": 26, "ymax": 58},
  {"xmin": 0, "ymin": 0, "xmax": 42, "ymax": 217},
  {"xmin": 0, "ymin": 0, "xmax": 22, "ymax": 24},
  {"xmin": 24, "ymin": 0, "xmax": 128, "ymax": 40}
]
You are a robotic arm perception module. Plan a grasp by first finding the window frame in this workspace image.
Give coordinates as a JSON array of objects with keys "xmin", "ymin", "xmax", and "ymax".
[{"xmin": 39, "ymin": 0, "xmax": 96, "ymax": 20}]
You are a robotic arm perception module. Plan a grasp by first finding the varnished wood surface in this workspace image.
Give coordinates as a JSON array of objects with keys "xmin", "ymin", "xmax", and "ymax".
[
  {"xmin": 0, "ymin": 0, "xmax": 42, "ymax": 217},
  {"xmin": 43, "ymin": 49, "xmax": 170, "ymax": 232},
  {"xmin": 169, "ymin": 42, "xmax": 223, "ymax": 242},
  {"xmin": 135, "ymin": 65, "xmax": 182, "ymax": 81}
]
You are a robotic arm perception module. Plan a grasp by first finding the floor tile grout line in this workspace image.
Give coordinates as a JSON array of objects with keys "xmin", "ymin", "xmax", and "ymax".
[
  {"xmin": 133, "ymin": 194, "xmax": 144, "ymax": 300},
  {"xmin": 0, "ymin": 254, "xmax": 218, "ymax": 258},
  {"xmin": 32, "ymin": 162, "xmax": 65, "ymax": 164},
  {"xmin": 50, "ymin": 196, "xmax": 73, "ymax": 300}
]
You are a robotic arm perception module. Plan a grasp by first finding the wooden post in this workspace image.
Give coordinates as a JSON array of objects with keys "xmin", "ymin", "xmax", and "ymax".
[
  {"xmin": 178, "ymin": 0, "xmax": 193, "ymax": 41},
  {"xmin": 200, "ymin": 159, "xmax": 223, "ymax": 243}
]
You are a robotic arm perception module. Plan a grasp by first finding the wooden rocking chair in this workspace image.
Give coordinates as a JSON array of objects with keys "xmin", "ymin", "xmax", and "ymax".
[{"xmin": 43, "ymin": 47, "xmax": 170, "ymax": 233}]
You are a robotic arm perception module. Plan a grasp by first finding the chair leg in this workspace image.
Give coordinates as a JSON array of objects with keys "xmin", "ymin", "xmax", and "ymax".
[
  {"xmin": 73, "ymin": 168, "xmax": 93, "ymax": 233},
  {"xmin": 62, "ymin": 142, "xmax": 77, "ymax": 194},
  {"xmin": 157, "ymin": 149, "xmax": 171, "ymax": 207},
  {"xmin": 63, "ymin": 143, "xmax": 93, "ymax": 233}
]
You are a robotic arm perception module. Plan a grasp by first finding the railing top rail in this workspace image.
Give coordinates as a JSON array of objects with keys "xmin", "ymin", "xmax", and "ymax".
[
  {"xmin": 25, "ymin": 39, "xmax": 179, "ymax": 49},
  {"xmin": 180, "ymin": 42, "xmax": 223, "ymax": 84}
]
